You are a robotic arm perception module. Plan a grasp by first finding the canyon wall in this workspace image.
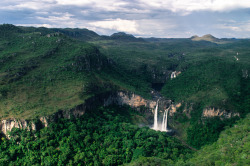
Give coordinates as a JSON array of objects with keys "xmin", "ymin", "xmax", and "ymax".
[
  {"xmin": 168, "ymin": 102, "xmax": 240, "ymax": 119},
  {"xmin": 1, "ymin": 90, "xmax": 240, "ymax": 136},
  {"xmin": 202, "ymin": 108, "xmax": 240, "ymax": 118},
  {"xmin": 0, "ymin": 91, "xmax": 168, "ymax": 136}
]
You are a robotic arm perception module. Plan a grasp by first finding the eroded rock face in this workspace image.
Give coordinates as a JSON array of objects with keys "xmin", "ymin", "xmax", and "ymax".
[
  {"xmin": 0, "ymin": 119, "xmax": 36, "ymax": 136},
  {"xmin": 169, "ymin": 103, "xmax": 182, "ymax": 116},
  {"xmin": 202, "ymin": 108, "xmax": 240, "ymax": 118},
  {"xmin": 117, "ymin": 92, "xmax": 156, "ymax": 109},
  {"xmin": 168, "ymin": 102, "xmax": 192, "ymax": 119},
  {"xmin": 1, "ymin": 91, "xmax": 163, "ymax": 136},
  {"xmin": 39, "ymin": 117, "xmax": 48, "ymax": 127},
  {"xmin": 168, "ymin": 103, "xmax": 240, "ymax": 120}
]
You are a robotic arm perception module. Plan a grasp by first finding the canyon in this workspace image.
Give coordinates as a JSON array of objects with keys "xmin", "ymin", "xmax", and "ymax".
[{"xmin": 0, "ymin": 90, "xmax": 239, "ymax": 136}]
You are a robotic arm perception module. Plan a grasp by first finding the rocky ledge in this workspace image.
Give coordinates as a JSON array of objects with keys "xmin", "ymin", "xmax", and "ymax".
[
  {"xmin": 202, "ymin": 108, "xmax": 240, "ymax": 119},
  {"xmin": 0, "ymin": 91, "xmax": 168, "ymax": 137}
]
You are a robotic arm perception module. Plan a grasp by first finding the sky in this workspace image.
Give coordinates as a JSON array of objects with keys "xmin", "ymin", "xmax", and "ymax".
[{"xmin": 1, "ymin": 0, "xmax": 250, "ymax": 38}]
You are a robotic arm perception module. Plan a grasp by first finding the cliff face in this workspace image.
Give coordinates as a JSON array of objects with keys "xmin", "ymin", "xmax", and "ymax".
[
  {"xmin": 1, "ymin": 119, "xmax": 36, "ymax": 136},
  {"xmin": 0, "ymin": 91, "xmax": 165, "ymax": 136},
  {"xmin": 168, "ymin": 103, "xmax": 240, "ymax": 120},
  {"xmin": 202, "ymin": 108, "xmax": 240, "ymax": 118},
  {"xmin": 104, "ymin": 92, "xmax": 158, "ymax": 110},
  {"xmin": 169, "ymin": 103, "xmax": 183, "ymax": 116},
  {"xmin": 1, "ymin": 90, "xmax": 240, "ymax": 137}
]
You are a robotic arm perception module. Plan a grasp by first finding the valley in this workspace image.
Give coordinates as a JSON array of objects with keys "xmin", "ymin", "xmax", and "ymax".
[{"xmin": 0, "ymin": 24, "xmax": 249, "ymax": 165}]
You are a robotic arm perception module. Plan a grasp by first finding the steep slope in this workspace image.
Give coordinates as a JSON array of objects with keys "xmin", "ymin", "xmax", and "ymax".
[
  {"xmin": 1, "ymin": 24, "xmax": 249, "ymax": 154},
  {"xmin": 0, "ymin": 25, "xmax": 105, "ymax": 119},
  {"xmin": 93, "ymin": 33, "xmax": 250, "ymax": 148},
  {"xmin": 128, "ymin": 114, "xmax": 250, "ymax": 166},
  {"xmin": 0, "ymin": 106, "xmax": 193, "ymax": 165},
  {"xmin": 177, "ymin": 114, "xmax": 250, "ymax": 165},
  {"xmin": 160, "ymin": 40, "xmax": 250, "ymax": 148},
  {"xmin": 0, "ymin": 24, "xmax": 151, "ymax": 120}
]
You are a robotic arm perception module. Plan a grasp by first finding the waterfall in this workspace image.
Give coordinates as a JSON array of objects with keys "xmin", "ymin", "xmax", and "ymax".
[
  {"xmin": 171, "ymin": 72, "xmax": 176, "ymax": 79},
  {"xmin": 161, "ymin": 108, "xmax": 169, "ymax": 131},
  {"xmin": 152, "ymin": 99, "xmax": 171, "ymax": 132},
  {"xmin": 153, "ymin": 99, "xmax": 159, "ymax": 130}
]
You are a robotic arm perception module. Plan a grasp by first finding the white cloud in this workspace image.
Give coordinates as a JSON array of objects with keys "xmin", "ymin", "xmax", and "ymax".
[
  {"xmin": 16, "ymin": 23, "xmax": 53, "ymax": 28},
  {"xmin": 55, "ymin": 0, "xmax": 129, "ymax": 12},
  {"xmin": 0, "ymin": 0, "xmax": 55, "ymax": 10},
  {"xmin": 139, "ymin": 0, "xmax": 250, "ymax": 13},
  {"xmin": 34, "ymin": 12, "xmax": 89, "ymax": 28},
  {"xmin": 55, "ymin": 0, "xmax": 94, "ymax": 6},
  {"xmin": 88, "ymin": 19, "xmax": 140, "ymax": 34},
  {"xmin": 37, "ymin": 12, "xmax": 73, "ymax": 22},
  {"xmin": 218, "ymin": 21, "xmax": 250, "ymax": 32},
  {"xmin": 1, "ymin": 0, "xmax": 250, "ymax": 38},
  {"xmin": 2, "ymin": 0, "xmax": 250, "ymax": 14}
]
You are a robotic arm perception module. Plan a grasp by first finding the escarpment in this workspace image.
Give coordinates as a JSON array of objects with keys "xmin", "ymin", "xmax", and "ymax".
[
  {"xmin": 168, "ymin": 102, "xmax": 240, "ymax": 118},
  {"xmin": 0, "ymin": 91, "xmax": 169, "ymax": 136},
  {"xmin": 0, "ymin": 90, "xmax": 241, "ymax": 137},
  {"xmin": 202, "ymin": 108, "xmax": 240, "ymax": 119}
]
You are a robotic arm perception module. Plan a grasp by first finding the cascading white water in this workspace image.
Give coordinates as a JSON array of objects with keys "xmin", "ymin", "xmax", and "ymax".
[
  {"xmin": 153, "ymin": 99, "xmax": 159, "ymax": 130},
  {"xmin": 161, "ymin": 108, "xmax": 170, "ymax": 131},
  {"xmin": 152, "ymin": 99, "xmax": 171, "ymax": 132}
]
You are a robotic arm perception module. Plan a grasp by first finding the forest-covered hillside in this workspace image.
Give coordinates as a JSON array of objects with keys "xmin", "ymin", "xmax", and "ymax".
[
  {"xmin": 0, "ymin": 24, "xmax": 151, "ymax": 119},
  {"xmin": 0, "ymin": 24, "xmax": 249, "ymax": 165}
]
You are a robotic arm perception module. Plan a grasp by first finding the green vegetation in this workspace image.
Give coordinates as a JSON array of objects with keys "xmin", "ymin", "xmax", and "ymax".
[
  {"xmin": 0, "ymin": 106, "xmax": 192, "ymax": 165},
  {"xmin": 176, "ymin": 114, "xmax": 250, "ymax": 166},
  {"xmin": 0, "ymin": 24, "xmax": 151, "ymax": 119},
  {"xmin": 161, "ymin": 59, "xmax": 250, "ymax": 114},
  {"xmin": 0, "ymin": 24, "xmax": 249, "ymax": 165},
  {"xmin": 128, "ymin": 114, "xmax": 250, "ymax": 166},
  {"xmin": 1, "ymin": 107, "xmax": 248, "ymax": 165},
  {"xmin": 186, "ymin": 116, "xmax": 239, "ymax": 149},
  {"xmin": 91, "ymin": 30, "xmax": 250, "ymax": 148}
]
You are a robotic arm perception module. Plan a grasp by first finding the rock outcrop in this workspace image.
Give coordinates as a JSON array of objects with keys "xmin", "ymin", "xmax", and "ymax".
[
  {"xmin": 104, "ymin": 92, "xmax": 158, "ymax": 110},
  {"xmin": 169, "ymin": 103, "xmax": 182, "ymax": 116},
  {"xmin": 0, "ymin": 91, "xmax": 169, "ymax": 136},
  {"xmin": 0, "ymin": 119, "xmax": 36, "ymax": 136},
  {"xmin": 168, "ymin": 103, "xmax": 240, "ymax": 120},
  {"xmin": 202, "ymin": 108, "xmax": 240, "ymax": 119}
]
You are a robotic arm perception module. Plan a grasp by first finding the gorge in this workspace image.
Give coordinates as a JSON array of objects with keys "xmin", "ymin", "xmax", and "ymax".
[{"xmin": 0, "ymin": 24, "xmax": 249, "ymax": 165}]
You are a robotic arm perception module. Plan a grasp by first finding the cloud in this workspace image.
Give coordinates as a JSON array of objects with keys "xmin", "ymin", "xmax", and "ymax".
[
  {"xmin": 0, "ymin": 0, "xmax": 55, "ymax": 10},
  {"xmin": 16, "ymin": 23, "xmax": 53, "ymax": 28},
  {"xmin": 1, "ymin": 0, "xmax": 250, "ymax": 14},
  {"xmin": 139, "ymin": 0, "xmax": 250, "ymax": 14},
  {"xmin": 89, "ymin": 18, "xmax": 140, "ymax": 34},
  {"xmin": 218, "ymin": 21, "xmax": 250, "ymax": 32},
  {"xmin": 1, "ymin": 0, "xmax": 250, "ymax": 38}
]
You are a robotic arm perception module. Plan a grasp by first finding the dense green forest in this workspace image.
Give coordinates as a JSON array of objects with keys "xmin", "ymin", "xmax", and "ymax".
[
  {"xmin": 128, "ymin": 114, "xmax": 250, "ymax": 166},
  {"xmin": 0, "ymin": 24, "xmax": 151, "ymax": 119},
  {"xmin": 0, "ymin": 24, "xmax": 249, "ymax": 165},
  {"xmin": 1, "ymin": 106, "xmax": 248, "ymax": 165},
  {"xmin": 0, "ymin": 106, "xmax": 192, "ymax": 165}
]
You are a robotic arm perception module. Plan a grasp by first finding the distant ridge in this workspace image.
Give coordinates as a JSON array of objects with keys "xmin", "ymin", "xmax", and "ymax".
[
  {"xmin": 191, "ymin": 34, "xmax": 219, "ymax": 42},
  {"xmin": 109, "ymin": 32, "xmax": 145, "ymax": 42}
]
